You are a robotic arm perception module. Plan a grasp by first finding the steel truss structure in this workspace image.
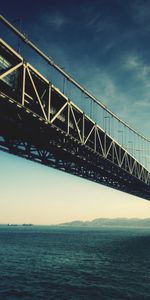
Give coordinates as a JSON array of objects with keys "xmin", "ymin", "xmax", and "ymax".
[{"xmin": 0, "ymin": 38, "xmax": 150, "ymax": 200}]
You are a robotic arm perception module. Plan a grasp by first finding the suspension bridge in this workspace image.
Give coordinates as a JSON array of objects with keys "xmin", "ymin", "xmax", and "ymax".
[{"xmin": 0, "ymin": 15, "xmax": 150, "ymax": 200}]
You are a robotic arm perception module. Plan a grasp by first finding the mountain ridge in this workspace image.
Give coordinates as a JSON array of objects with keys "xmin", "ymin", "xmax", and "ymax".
[{"xmin": 60, "ymin": 218, "xmax": 150, "ymax": 227}]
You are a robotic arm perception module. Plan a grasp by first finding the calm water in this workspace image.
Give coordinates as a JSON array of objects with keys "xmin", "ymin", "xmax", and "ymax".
[{"xmin": 0, "ymin": 226, "xmax": 150, "ymax": 300}]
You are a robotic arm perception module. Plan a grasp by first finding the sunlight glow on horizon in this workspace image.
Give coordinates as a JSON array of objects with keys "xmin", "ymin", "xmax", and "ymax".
[{"xmin": 0, "ymin": 152, "xmax": 150, "ymax": 225}]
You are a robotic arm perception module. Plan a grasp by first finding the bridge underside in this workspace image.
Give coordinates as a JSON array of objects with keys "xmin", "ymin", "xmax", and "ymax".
[
  {"xmin": 0, "ymin": 38, "xmax": 150, "ymax": 200},
  {"xmin": 0, "ymin": 95, "xmax": 150, "ymax": 200}
]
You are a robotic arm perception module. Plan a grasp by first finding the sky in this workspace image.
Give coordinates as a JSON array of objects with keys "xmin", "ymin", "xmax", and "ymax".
[{"xmin": 0, "ymin": 0, "xmax": 150, "ymax": 224}]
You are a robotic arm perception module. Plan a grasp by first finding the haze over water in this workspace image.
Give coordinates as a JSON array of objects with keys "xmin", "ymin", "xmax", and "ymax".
[{"xmin": 0, "ymin": 225, "xmax": 150, "ymax": 300}]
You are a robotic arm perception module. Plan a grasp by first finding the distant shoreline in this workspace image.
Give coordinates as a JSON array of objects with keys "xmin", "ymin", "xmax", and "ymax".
[
  {"xmin": 7, "ymin": 224, "xmax": 33, "ymax": 227},
  {"xmin": 60, "ymin": 218, "xmax": 150, "ymax": 228},
  {"xmin": 0, "ymin": 218, "xmax": 150, "ymax": 228}
]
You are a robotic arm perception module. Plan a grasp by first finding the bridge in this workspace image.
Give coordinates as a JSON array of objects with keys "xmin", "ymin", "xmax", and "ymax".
[{"xmin": 0, "ymin": 15, "xmax": 150, "ymax": 200}]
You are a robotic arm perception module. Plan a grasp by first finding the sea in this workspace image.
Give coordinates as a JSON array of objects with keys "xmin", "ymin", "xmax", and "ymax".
[{"xmin": 0, "ymin": 225, "xmax": 150, "ymax": 300}]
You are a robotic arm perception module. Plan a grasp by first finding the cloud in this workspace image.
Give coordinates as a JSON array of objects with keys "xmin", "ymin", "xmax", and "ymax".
[
  {"xmin": 40, "ymin": 12, "xmax": 67, "ymax": 30},
  {"xmin": 86, "ymin": 13, "xmax": 101, "ymax": 28},
  {"xmin": 85, "ymin": 8, "xmax": 118, "ymax": 35},
  {"xmin": 89, "ymin": 18, "xmax": 116, "ymax": 34},
  {"xmin": 135, "ymin": 100, "xmax": 150, "ymax": 108},
  {"xmin": 124, "ymin": 53, "xmax": 150, "ymax": 83},
  {"xmin": 76, "ymin": 59, "xmax": 149, "ymax": 137},
  {"xmin": 130, "ymin": 0, "xmax": 150, "ymax": 29},
  {"xmin": 22, "ymin": 3, "xmax": 149, "ymax": 140},
  {"xmin": 126, "ymin": 55, "xmax": 139, "ymax": 69}
]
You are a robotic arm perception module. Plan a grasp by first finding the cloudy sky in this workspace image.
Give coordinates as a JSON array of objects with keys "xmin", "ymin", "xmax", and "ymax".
[{"xmin": 0, "ymin": 0, "xmax": 150, "ymax": 224}]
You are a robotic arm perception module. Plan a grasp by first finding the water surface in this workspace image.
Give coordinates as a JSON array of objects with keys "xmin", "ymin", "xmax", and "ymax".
[{"xmin": 0, "ymin": 225, "xmax": 150, "ymax": 299}]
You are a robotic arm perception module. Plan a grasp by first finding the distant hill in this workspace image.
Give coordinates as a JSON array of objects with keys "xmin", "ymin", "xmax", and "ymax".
[{"xmin": 60, "ymin": 218, "xmax": 150, "ymax": 227}]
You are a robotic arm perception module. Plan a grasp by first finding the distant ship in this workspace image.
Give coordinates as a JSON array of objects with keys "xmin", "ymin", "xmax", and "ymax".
[
  {"xmin": 8, "ymin": 224, "xmax": 33, "ymax": 226},
  {"xmin": 22, "ymin": 224, "xmax": 33, "ymax": 226}
]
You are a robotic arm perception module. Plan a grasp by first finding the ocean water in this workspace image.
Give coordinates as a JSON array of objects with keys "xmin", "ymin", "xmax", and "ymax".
[{"xmin": 0, "ymin": 226, "xmax": 150, "ymax": 300}]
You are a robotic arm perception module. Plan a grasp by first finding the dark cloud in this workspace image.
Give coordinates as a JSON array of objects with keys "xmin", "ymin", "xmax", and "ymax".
[{"xmin": 1, "ymin": 0, "xmax": 150, "ymax": 137}]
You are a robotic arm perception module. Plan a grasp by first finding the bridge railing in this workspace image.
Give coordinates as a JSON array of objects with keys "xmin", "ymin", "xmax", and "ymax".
[{"xmin": 0, "ymin": 38, "xmax": 150, "ymax": 189}]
